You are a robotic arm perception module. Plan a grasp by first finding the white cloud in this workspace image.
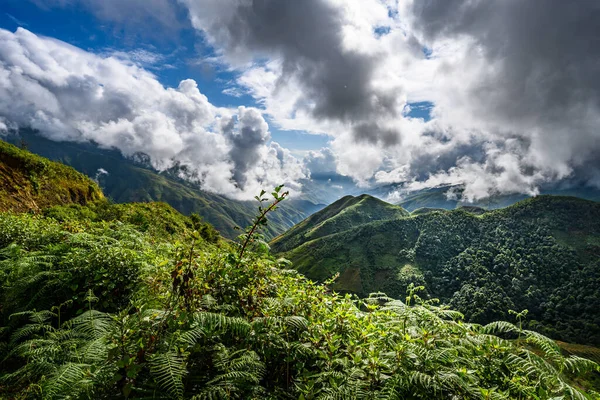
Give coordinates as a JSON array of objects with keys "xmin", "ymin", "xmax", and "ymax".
[
  {"xmin": 0, "ymin": 28, "xmax": 306, "ymax": 199},
  {"xmin": 176, "ymin": 0, "xmax": 600, "ymax": 199},
  {"xmin": 303, "ymin": 148, "xmax": 338, "ymax": 176},
  {"xmin": 14, "ymin": 0, "xmax": 600, "ymax": 200}
]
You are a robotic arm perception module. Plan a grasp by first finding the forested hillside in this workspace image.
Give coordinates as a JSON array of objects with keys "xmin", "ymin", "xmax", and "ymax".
[
  {"xmin": 2, "ymin": 130, "xmax": 323, "ymax": 239},
  {"xmin": 271, "ymin": 194, "xmax": 408, "ymax": 253},
  {"xmin": 1, "ymin": 188, "xmax": 599, "ymax": 398},
  {"xmin": 1, "ymin": 138, "xmax": 599, "ymax": 398},
  {"xmin": 275, "ymin": 195, "xmax": 600, "ymax": 346},
  {"xmin": 0, "ymin": 140, "xmax": 104, "ymax": 212}
]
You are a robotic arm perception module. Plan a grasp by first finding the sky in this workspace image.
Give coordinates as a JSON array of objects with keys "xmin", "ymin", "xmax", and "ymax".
[{"xmin": 0, "ymin": 0, "xmax": 599, "ymax": 202}]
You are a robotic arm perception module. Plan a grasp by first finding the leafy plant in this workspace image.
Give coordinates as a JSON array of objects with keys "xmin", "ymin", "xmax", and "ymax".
[
  {"xmin": 238, "ymin": 185, "xmax": 289, "ymax": 261},
  {"xmin": 1, "ymin": 187, "xmax": 599, "ymax": 399}
]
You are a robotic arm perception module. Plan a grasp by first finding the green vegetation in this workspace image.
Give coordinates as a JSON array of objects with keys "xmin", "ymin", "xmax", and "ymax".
[
  {"xmin": 2, "ymin": 139, "xmax": 599, "ymax": 398},
  {"xmin": 3, "ymin": 131, "xmax": 323, "ymax": 239},
  {"xmin": 0, "ymin": 140, "xmax": 104, "ymax": 212},
  {"xmin": 1, "ymin": 188, "xmax": 599, "ymax": 399},
  {"xmin": 271, "ymin": 194, "xmax": 408, "ymax": 253},
  {"xmin": 42, "ymin": 201, "xmax": 219, "ymax": 242},
  {"xmin": 274, "ymin": 195, "xmax": 600, "ymax": 346}
]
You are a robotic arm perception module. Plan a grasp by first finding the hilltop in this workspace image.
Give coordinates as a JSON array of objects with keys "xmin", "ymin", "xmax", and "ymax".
[
  {"xmin": 0, "ymin": 140, "xmax": 104, "ymax": 212},
  {"xmin": 274, "ymin": 194, "xmax": 600, "ymax": 345},
  {"xmin": 271, "ymin": 193, "xmax": 408, "ymax": 253}
]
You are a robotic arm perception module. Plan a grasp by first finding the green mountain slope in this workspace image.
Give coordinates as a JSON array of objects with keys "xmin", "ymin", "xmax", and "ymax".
[
  {"xmin": 276, "ymin": 195, "xmax": 600, "ymax": 345},
  {"xmin": 0, "ymin": 140, "xmax": 104, "ymax": 212},
  {"xmin": 0, "ymin": 147, "xmax": 597, "ymax": 397},
  {"xmin": 270, "ymin": 194, "xmax": 408, "ymax": 253},
  {"xmin": 0, "ymin": 140, "xmax": 220, "ymax": 240},
  {"xmin": 4, "ymin": 130, "xmax": 323, "ymax": 239},
  {"xmin": 2, "ymin": 204, "xmax": 597, "ymax": 398}
]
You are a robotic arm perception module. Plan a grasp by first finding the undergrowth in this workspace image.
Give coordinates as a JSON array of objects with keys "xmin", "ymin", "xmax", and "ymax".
[{"xmin": 0, "ymin": 187, "xmax": 598, "ymax": 399}]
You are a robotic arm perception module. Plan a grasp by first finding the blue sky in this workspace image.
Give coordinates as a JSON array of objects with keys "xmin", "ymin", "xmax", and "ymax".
[
  {"xmin": 0, "ymin": 1, "xmax": 340, "ymax": 153},
  {"xmin": 0, "ymin": 1, "xmax": 433, "ymax": 156}
]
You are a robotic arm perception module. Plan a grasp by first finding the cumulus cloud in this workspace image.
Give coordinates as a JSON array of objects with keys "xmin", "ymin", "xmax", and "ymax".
[
  {"xmin": 180, "ymin": 0, "xmax": 407, "ymax": 143},
  {"xmin": 0, "ymin": 28, "xmax": 305, "ymax": 199},
  {"xmin": 405, "ymin": 141, "xmax": 544, "ymax": 202},
  {"xmin": 220, "ymin": 106, "xmax": 270, "ymax": 188},
  {"xmin": 404, "ymin": 0, "xmax": 600, "ymax": 192},
  {"xmin": 303, "ymin": 148, "xmax": 337, "ymax": 176},
  {"xmin": 177, "ymin": 0, "xmax": 600, "ymax": 199}
]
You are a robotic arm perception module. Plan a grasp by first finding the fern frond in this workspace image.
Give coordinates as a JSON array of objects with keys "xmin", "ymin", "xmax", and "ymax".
[
  {"xmin": 284, "ymin": 316, "xmax": 308, "ymax": 331},
  {"xmin": 563, "ymin": 355, "xmax": 599, "ymax": 375},
  {"xmin": 523, "ymin": 330, "xmax": 561, "ymax": 360},
  {"xmin": 480, "ymin": 321, "xmax": 518, "ymax": 335},
  {"xmin": 70, "ymin": 310, "xmax": 114, "ymax": 338},
  {"xmin": 43, "ymin": 362, "xmax": 88, "ymax": 399},
  {"xmin": 192, "ymin": 312, "xmax": 251, "ymax": 337},
  {"xmin": 10, "ymin": 322, "xmax": 55, "ymax": 345},
  {"xmin": 150, "ymin": 351, "xmax": 187, "ymax": 399}
]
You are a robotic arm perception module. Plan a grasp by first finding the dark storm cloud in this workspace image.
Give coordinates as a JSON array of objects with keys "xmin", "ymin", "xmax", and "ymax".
[
  {"xmin": 412, "ymin": 0, "xmax": 600, "ymax": 131},
  {"xmin": 408, "ymin": 0, "xmax": 600, "ymax": 188},
  {"xmin": 408, "ymin": 143, "xmax": 487, "ymax": 181},
  {"xmin": 352, "ymin": 122, "xmax": 400, "ymax": 146},
  {"xmin": 222, "ymin": 107, "xmax": 270, "ymax": 188},
  {"xmin": 187, "ymin": 0, "xmax": 401, "ymax": 141}
]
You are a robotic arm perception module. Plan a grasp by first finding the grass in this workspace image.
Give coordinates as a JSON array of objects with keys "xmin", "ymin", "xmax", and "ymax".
[{"xmin": 0, "ymin": 140, "xmax": 104, "ymax": 212}]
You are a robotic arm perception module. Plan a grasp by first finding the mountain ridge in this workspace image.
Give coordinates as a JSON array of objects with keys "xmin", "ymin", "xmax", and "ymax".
[
  {"xmin": 393, "ymin": 184, "xmax": 600, "ymax": 211},
  {"xmin": 270, "ymin": 193, "xmax": 408, "ymax": 253}
]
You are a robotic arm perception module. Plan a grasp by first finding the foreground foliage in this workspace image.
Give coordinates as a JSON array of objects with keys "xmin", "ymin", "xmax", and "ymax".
[
  {"xmin": 1, "ymin": 190, "xmax": 599, "ymax": 399},
  {"xmin": 274, "ymin": 195, "xmax": 600, "ymax": 346}
]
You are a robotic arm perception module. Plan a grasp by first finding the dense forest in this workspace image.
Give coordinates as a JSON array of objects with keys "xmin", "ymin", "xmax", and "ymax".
[
  {"xmin": 1, "ymin": 144, "xmax": 599, "ymax": 398},
  {"xmin": 273, "ymin": 195, "xmax": 600, "ymax": 347}
]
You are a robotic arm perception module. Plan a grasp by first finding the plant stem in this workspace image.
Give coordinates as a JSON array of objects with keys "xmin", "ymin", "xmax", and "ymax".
[{"xmin": 238, "ymin": 193, "xmax": 287, "ymax": 261}]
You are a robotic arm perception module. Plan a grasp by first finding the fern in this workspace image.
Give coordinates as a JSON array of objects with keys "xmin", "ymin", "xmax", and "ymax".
[
  {"xmin": 43, "ymin": 362, "xmax": 89, "ymax": 399},
  {"xmin": 149, "ymin": 351, "xmax": 187, "ymax": 400}
]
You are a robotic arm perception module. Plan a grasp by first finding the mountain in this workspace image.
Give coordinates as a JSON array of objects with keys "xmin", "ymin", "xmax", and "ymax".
[
  {"xmin": 271, "ymin": 194, "xmax": 408, "ymax": 253},
  {"xmin": 2, "ymin": 191, "xmax": 596, "ymax": 399},
  {"xmin": 0, "ymin": 140, "xmax": 104, "ymax": 212},
  {"xmin": 3, "ymin": 130, "xmax": 324, "ymax": 239},
  {"xmin": 0, "ymin": 143, "xmax": 598, "ymax": 398},
  {"xmin": 273, "ymin": 195, "xmax": 600, "ymax": 345},
  {"xmin": 394, "ymin": 184, "xmax": 600, "ymax": 212}
]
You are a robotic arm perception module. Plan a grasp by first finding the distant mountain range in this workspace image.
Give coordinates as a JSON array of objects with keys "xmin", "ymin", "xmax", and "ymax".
[
  {"xmin": 300, "ymin": 172, "xmax": 600, "ymax": 214},
  {"xmin": 391, "ymin": 184, "xmax": 600, "ymax": 212},
  {"xmin": 272, "ymin": 193, "xmax": 600, "ymax": 345},
  {"xmin": 2, "ymin": 130, "xmax": 324, "ymax": 239}
]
